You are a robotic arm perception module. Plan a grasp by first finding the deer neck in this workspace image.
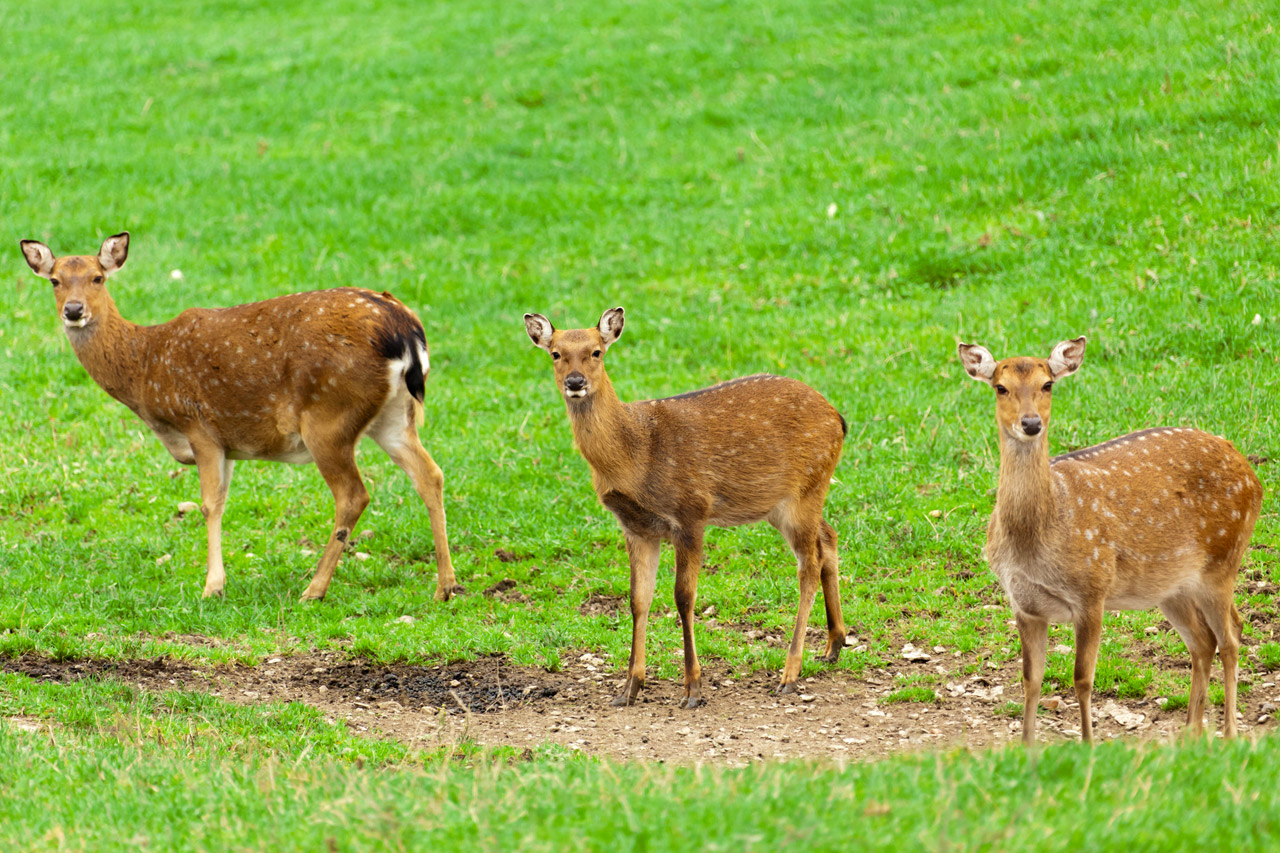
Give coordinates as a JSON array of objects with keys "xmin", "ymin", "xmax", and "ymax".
[
  {"xmin": 566, "ymin": 372, "xmax": 646, "ymax": 491},
  {"xmin": 994, "ymin": 431, "xmax": 1056, "ymax": 546},
  {"xmin": 66, "ymin": 297, "xmax": 152, "ymax": 411}
]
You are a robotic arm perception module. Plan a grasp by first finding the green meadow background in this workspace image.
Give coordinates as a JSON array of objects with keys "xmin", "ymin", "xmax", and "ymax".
[{"xmin": 2, "ymin": 0, "xmax": 1279, "ymax": 847}]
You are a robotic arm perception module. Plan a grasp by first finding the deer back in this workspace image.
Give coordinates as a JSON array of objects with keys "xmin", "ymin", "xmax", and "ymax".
[
  {"xmin": 105, "ymin": 288, "xmax": 427, "ymax": 461},
  {"xmin": 992, "ymin": 427, "xmax": 1262, "ymax": 608},
  {"xmin": 618, "ymin": 374, "xmax": 846, "ymax": 524}
]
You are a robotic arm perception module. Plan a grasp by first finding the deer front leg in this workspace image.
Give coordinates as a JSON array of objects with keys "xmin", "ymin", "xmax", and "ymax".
[
  {"xmin": 673, "ymin": 532, "xmax": 705, "ymax": 710},
  {"xmin": 611, "ymin": 533, "xmax": 660, "ymax": 707},
  {"xmin": 192, "ymin": 445, "xmax": 234, "ymax": 599},
  {"xmin": 1073, "ymin": 604, "xmax": 1104, "ymax": 745},
  {"xmin": 1015, "ymin": 612, "xmax": 1049, "ymax": 746}
]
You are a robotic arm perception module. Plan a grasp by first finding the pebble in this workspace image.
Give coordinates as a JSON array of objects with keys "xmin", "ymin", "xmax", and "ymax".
[
  {"xmin": 900, "ymin": 643, "xmax": 931, "ymax": 663},
  {"xmin": 395, "ymin": 615, "xmax": 415, "ymax": 625}
]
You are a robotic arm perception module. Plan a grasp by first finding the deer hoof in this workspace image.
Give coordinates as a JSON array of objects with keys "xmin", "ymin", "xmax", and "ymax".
[
  {"xmin": 776, "ymin": 681, "xmax": 798, "ymax": 695},
  {"xmin": 678, "ymin": 696, "xmax": 703, "ymax": 710},
  {"xmin": 818, "ymin": 648, "xmax": 842, "ymax": 664},
  {"xmin": 435, "ymin": 583, "xmax": 466, "ymax": 602},
  {"xmin": 609, "ymin": 693, "xmax": 633, "ymax": 708},
  {"xmin": 201, "ymin": 587, "xmax": 225, "ymax": 600}
]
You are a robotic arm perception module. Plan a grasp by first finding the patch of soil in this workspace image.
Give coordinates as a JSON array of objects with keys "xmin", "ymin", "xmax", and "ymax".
[
  {"xmin": 578, "ymin": 594, "xmax": 625, "ymax": 617},
  {"xmin": 482, "ymin": 579, "xmax": 529, "ymax": 604},
  {"xmin": 6, "ymin": 641, "xmax": 1277, "ymax": 765}
]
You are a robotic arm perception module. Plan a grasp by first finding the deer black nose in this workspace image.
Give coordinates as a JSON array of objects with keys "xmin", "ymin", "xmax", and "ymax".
[
  {"xmin": 565, "ymin": 373, "xmax": 587, "ymax": 392},
  {"xmin": 63, "ymin": 301, "xmax": 85, "ymax": 321},
  {"xmin": 1020, "ymin": 415, "xmax": 1042, "ymax": 436}
]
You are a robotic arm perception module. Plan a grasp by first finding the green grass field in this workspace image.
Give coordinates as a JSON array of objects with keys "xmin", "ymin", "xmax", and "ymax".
[{"xmin": 2, "ymin": 0, "xmax": 1279, "ymax": 847}]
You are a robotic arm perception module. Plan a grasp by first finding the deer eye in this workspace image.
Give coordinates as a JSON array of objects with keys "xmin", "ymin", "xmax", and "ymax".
[
  {"xmin": 592, "ymin": 350, "xmax": 601, "ymax": 358},
  {"xmin": 50, "ymin": 278, "xmax": 61, "ymax": 288},
  {"xmin": 1042, "ymin": 381, "xmax": 1053, "ymax": 392},
  {"xmin": 551, "ymin": 352, "xmax": 561, "ymax": 361},
  {"xmin": 995, "ymin": 384, "xmax": 1009, "ymax": 396},
  {"xmin": 93, "ymin": 275, "xmax": 104, "ymax": 284}
]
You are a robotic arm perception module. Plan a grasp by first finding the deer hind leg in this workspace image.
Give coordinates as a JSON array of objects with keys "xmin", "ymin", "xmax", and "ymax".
[
  {"xmin": 775, "ymin": 509, "xmax": 823, "ymax": 694},
  {"xmin": 673, "ymin": 530, "xmax": 705, "ymax": 710},
  {"xmin": 1198, "ymin": 593, "xmax": 1243, "ymax": 738},
  {"xmin": 1015, "ymin": 612, "xmax": 1049, "ymax": 746},
  {"xmin": 1072, "ymin": 604, "xmax": 1104, "ymax": 744},
  {"xmin": 612, "ymin": 533, "xmax": 660, "ymax": 707},
  {"xmin": 299, "ymin": 422, "xmax": 369, "ymax": 602},
  {"xmin": 192, "ymin": 445, "xmax": 234, "ymax": 599},
  {"xmin": 1159, "ymin": 593, "xmax": 1216, "ymax": 737},
  {"xmin": 373, "ymin": 419, "xmax": 459, "ymax": 602},
  {"xmin": 816, "ymin": 520, "xmax": 846, "ymax": 662}
]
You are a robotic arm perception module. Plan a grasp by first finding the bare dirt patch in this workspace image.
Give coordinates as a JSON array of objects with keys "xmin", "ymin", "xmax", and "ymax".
[
  {"xmin": 578, "ymin": 593, "xmax": 625, "ymax": 617},
  {"xmin": 6, "ymin": 645, "xmax": 1277, "ymax": 765}
]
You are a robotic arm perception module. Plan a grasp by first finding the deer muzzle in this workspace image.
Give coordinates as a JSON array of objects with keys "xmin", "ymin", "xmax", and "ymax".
[
  {"xmin": 564, "ymin": 372, "xmax": 587, "ymax": 398},
  {"xmin": 63, "ymin": 301, "xmax": 89, "ymax": 328}
]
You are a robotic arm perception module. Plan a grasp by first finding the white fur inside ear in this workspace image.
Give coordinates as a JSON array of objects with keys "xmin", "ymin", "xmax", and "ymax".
[
  {"xmin": 98, "ymin": 233, "xmax": 129, "ymax": 276},
  {"xmin": 598, "ymin": 307, "xmax": 624, "ymax": 349},
  {"xmin": 958, "ymin": 343, "xmax": 997, "ymax": 381},
  {"xmin": 1047, "ymin": 336, "xmax": 1086, "ymax": 379},
  {"xmin": 21, "ymin": 241, "xmax": 55, "ymax": 277},
  {"xmin": 524, "ymin": 313, "xmax": 554, "ymax": 351}
]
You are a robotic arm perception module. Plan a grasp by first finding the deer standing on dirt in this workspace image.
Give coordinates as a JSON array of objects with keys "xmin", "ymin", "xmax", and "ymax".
[
  {"xmin": 21, "ymin": 233, "xmax": 459, "ymax": 602},
  {"xmin": 525, "ymin": 307, "xmax": 847, "ymax": 708},
  {"xmin": 959, "ymin": 336, "xmax": 1262, "ymax": 744}
]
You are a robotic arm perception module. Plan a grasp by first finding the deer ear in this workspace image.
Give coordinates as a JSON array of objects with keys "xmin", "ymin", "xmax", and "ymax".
[
  {"xmin": 20, "ymin": 240, "xmax": 55, "ymax": 278},
  {"xmin": 598, "ymin": 307, "xmax": 624, "ymax": 350},
  {"xmin": 98, "ymin": 232, "xmax": 129, "ymax": 276},
  {"xmin": 1047, "ymin": 336, "xmax": 1086, "ymax": 379},
  {"xmin": 958, "ymin": 343, "xmax": 997, "ymax": 382},
  {"xmin": 524, "ymin": 313, "xmax": 555, "ymax": 352}
]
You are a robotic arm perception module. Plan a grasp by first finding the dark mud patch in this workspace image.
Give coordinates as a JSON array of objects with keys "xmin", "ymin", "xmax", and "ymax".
[{"xmin": 1, "ymin": 653, "xmax": 570, "ymax": 715}]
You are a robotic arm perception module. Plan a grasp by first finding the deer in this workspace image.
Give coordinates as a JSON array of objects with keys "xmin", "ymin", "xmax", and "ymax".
[
  {"xmin": 20, "ymin": 232, "xmax": 459, "ymax": 603},
  {"xmin": 524, "ymin": 307, "xmax": 847, "ymax": 709},
  {"xmin": 958, "ymin": 336, "xmax": 1263, "ymax": 744}
]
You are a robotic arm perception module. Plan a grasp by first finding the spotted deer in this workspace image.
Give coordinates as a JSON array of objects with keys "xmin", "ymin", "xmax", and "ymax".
[
  {"xmin": 525, "ymin": 307, "xmax": 847, "ymax": 708},
  {"xmin": 959, "ymin": 336, "xmax": 1262, "ymax": 744},
  {"xmin": 21, "ymin": 232, "xmax": 459, "ymax": 602}
]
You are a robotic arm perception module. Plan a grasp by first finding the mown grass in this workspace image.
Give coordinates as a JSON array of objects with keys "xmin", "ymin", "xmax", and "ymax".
[
  {"xmin": 1, "ymin": 0, "xmax": 1279, "ymax": 846},
  {"xmin": 4, "ymin": 675, "xmax": 1280, "ymax": 850}
]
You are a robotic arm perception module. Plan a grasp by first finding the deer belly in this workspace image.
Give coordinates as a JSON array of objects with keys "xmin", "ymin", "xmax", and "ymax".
[
  {"xmin": 150, "ymin": 425, "xmax": 196, "ymax": 465},
  {"xmin": 1104, "ymin": 591, "xmax": 1165, "ymax": 611},
  {"xmin": 227, "ymin": 434, "xmax": 314, "ymax": 464},
  {"xmin": 997, "ymin": 567, "xmax": 1075, "ymax": 622}
]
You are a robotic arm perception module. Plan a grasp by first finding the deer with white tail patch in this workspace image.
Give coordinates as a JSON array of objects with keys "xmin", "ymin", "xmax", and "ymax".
[
  {"xmin": 21, "ymin": 232, "xmax": 459, "ymax": 602},
  {"xmin": 959, "ymin": 336, "xmax": 1261, "ymax": 744},
  {"xmin": 526, "ymin": 307, "xmax": 847, "ymax": 708}
]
